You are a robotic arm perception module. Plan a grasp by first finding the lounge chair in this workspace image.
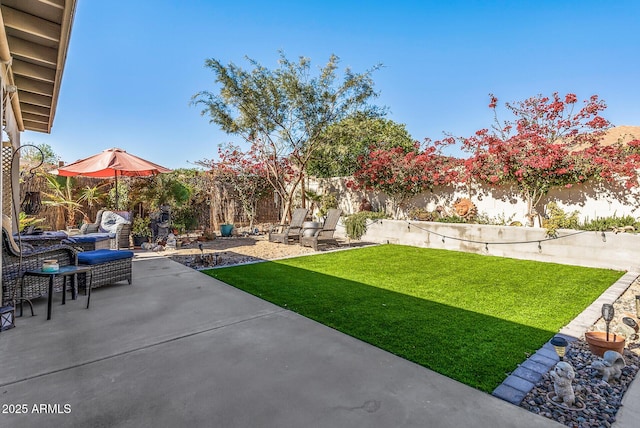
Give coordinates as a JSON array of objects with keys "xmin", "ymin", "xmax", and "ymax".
[
  {"xmin": 1, "ymin": 214, "xmax": 78, "ymax": 310},
  {"xmin": 269, "ymin": 208, "xmax": 309, "ymax": 244},
  {"xmin": 81, "ymin": 209, "xmax": 132, "ymax": 249},
  {"xmin": 299, "ymin": 208, "xmax": 342, "ymax": 251}
]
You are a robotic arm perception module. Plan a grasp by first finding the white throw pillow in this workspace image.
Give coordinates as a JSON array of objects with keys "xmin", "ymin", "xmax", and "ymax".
[{"xmin": 99, "ymin": 211, "xmax": 129, "ymax": 234}]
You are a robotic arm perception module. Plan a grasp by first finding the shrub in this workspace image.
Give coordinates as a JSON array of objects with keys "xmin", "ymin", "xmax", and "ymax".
[
  {"xmin": 408, "ymin": 207, "xmax": 436, "ymax": 221},
  {"xmin": 543, "ymin": 202, "xmax": 579, "ymax": 238},
  {"xmin": 475, "ymin": 211, "xmax": 517, "ymax": 226},
  {"xmin": 580, "ymin": 214, "xmax": 640, "ymax": 232},
  {"xmin": 318, "ymin": 193, "xmax": 338, "ymax": 219},
  {"xmin": 344, "ymin": 211, "xmax": 388, "ymax": 240},
  {"xmin": 435, "ymin": 214, "xmax": 467, "ymax": 224},
  {"xmin": 132, "ymin": 216, "xmax": 151, "ymax": 237}
]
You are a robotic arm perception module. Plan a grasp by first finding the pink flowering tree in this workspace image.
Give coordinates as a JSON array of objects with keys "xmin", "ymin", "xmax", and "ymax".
[
  {"xmin": 460, "ymin": 92, "xmax": 637, "ymax": 223},
  {"xmin": 352, "ymin": 139, "xmax": 461, "ymax": 218},
  {"xmin": 197, "ymin": 143, "xmax": 271, "ymax": 230}
]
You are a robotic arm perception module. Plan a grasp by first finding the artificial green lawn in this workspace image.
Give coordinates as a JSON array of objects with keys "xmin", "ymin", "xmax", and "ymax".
[{"xmin": 203, "ymin": 244, "xmax": 623, "ymax": 392}]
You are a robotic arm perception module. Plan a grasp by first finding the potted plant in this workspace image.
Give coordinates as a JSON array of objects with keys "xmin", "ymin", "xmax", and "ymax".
[
  {"xmin": 132, "ymin": 216, "xmax": 151, "ymax": 246},
  {"xmin": 220, "ymin": 222, "xmax": 234, "ymax": 237}
]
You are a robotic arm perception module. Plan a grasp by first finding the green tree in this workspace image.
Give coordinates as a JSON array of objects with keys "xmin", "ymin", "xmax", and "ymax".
[
  {"xmin": 129, "ymin": 170, "xmax": 194, "ymax": 211},
  {"xmin": 308, "ymin": 113, "xmax": 415, "ymax": 177},
  {"xmin": 192, "ymin": 51, "xmax": 384, "ymax": 221},
  {"xmin": 20, "ymin": 143, "xmax": 60, "ymax": 167}
]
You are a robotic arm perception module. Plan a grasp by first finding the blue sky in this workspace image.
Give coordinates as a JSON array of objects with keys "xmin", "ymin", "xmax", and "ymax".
[{"xmin": 23, "ymin": 0, "xmax": 640, "ymax": 169}]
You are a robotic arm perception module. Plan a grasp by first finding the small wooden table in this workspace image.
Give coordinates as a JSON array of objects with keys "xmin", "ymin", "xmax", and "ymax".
[{"xmin": 21, "ymin": 265, "xmax": 93, "ymax": 320}]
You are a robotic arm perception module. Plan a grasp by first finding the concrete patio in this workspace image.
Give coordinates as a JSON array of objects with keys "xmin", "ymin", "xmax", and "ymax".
[{"xmin": 0, "ymin": 254, "xmax": 637, "ymax": 427}]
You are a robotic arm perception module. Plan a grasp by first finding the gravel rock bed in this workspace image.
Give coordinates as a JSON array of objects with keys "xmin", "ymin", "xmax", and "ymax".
[
  {"xmin": 520, "ymin": 340, "xmax": 639, "ymax": 427},
  {"xmin": 520, "ymin": 278, "xmax": 640, "ymax": 427},
  {"xmin": 163, "ymin": 234, "xmax": 328, "ymax": 268},
  {"xmin": 170, "ymin": 252, "xmax": 265, "ymax": 269}
]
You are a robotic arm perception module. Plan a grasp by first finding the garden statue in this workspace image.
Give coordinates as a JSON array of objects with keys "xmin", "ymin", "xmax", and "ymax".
[
  {"xmin": 151, "ymin": 204, "xmax": 171, "ymax": 241},
  {"xmin": 549, "ymin": 361, "xmax": 576, "ymax": 407},
  {"xmin": 452, "ymin": 198, "xmax": 477, "ymax": 221},
  {"xmin": 359, "ymin": 198, "xmax": 372, "ymax": 212},
  {"xmin": 166, "ymin": 233, "xmax": 177, "ymax": 250},
  {"xmin": 590, "ymin": 350, "xmax": 625, "ymax": 383}
]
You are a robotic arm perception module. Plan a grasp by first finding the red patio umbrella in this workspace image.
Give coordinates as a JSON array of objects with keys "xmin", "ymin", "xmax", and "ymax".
[{"xmin": 51, "ymin": 147, "xmax": 172, "ymax": 207}]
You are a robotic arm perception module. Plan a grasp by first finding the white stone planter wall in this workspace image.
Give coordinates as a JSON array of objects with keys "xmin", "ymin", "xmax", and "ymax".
[{"xmin": 335, "ymin": 219, "xmax": 640, "ymax": 271}]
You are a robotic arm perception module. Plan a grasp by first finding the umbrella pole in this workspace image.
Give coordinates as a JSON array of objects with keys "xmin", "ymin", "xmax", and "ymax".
[{"xmin": 114, "ymin": 172, "xmax": 118, "ymax": 209}]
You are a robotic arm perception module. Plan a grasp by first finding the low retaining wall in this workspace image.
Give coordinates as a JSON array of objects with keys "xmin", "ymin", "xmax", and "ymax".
[{"xmin": 336, "ymin": 220, "xmax": 640, "ymax": 271}]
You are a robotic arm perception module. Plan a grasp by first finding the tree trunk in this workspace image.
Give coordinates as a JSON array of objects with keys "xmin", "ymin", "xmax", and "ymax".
[
  {"xmin": 55, "ymin": 207, "xmax": 66, "ymax": 230},
  {"xmin": 209, "ymin": 190, "xmax": 219, "ymax": 232},
  {"xmin": 301, "ymin": 174, "xmax": 307, "ymax": 209},
  {"xmin": 280, "ymin": 198, "xmax": 293, "ymax": 226}
]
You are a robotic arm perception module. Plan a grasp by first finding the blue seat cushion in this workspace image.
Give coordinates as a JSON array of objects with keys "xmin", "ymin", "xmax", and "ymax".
[
  {"xmin": 77, "ymin": 249, "xmax": 134, "ymax": 265},
  {"xmin": 66, "ymin": 234, "xmax": 111, "ymax": 244}
]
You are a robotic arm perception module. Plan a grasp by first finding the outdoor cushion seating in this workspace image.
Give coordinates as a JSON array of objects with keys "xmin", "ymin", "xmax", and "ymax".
[
  {"xmin": 299, "ymin": 208, "xmax": 342, "ymax": 251},
  {"xmin": 63, "ymin": 233, "xmax": 111, "ymax": 251},
  {"xmin": 81, "ymin": 209, "xmax": 132, "ymax": 249},
  {"xmin": 2, "ymin": 214, "xmax": 78, "ymax": 308},
  {"xmin": 14, "ymin": 230, "xmax": 69, "ymax": 248},
  {"xmin": 269, "ymin": 208, "xmax": 309, "ymax": 244},
  {"xmin": 77, "ymin": 249, "xmax": 133, "ymax": 290}
]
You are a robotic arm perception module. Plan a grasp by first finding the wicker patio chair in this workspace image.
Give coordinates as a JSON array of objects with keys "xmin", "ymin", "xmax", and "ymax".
[
  {"xmin": 299, "ymin": 209, "xmax": 342, "ymax": 251},
  {"xmin": 268, "ymin": 208, "xmax": 309, "ymax": 244},
  {"xmin": 2, "ymin": 214, "xmax": 78, "ymax": 309},
  {"xmin": 81, "ymin": 209, "xmax": 132, "ymax": 249}
]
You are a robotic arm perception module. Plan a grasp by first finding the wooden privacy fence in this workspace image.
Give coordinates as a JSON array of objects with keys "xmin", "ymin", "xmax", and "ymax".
[
  {"xmin": 204, "ymin": 185, "xmax": 280, "ymax": 232},
  {"xmin": 12, "ymin": 172, "xmax": 281, "ymax": 233},
  {"xmin": 16, "ymin": 172, "xmax": 103, "ymax": 230}
]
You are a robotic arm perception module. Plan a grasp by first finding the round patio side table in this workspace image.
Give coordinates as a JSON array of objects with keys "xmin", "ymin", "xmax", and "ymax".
[{"xmin": 302, "ymin": 221, "xmax": 322, "ymax": 237}]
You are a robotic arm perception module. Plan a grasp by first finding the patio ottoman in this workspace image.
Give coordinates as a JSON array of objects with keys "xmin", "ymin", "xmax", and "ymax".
[
  {"xmin": 77, "ymin": 249, "xmax": 134, "ymax": 290},
  {"xmin": 63, "ymin": 233, "xmax": 112, "ymax": 251}
]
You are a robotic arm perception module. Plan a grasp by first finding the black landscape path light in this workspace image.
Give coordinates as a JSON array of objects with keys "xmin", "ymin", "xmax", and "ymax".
[
  {"xmin": 550, "ymin": 336, "xmax": 568, "ymax": 360},
  {"xmin": 602, "ymin": 303, "xmax": 615, "ymax": 341}
]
